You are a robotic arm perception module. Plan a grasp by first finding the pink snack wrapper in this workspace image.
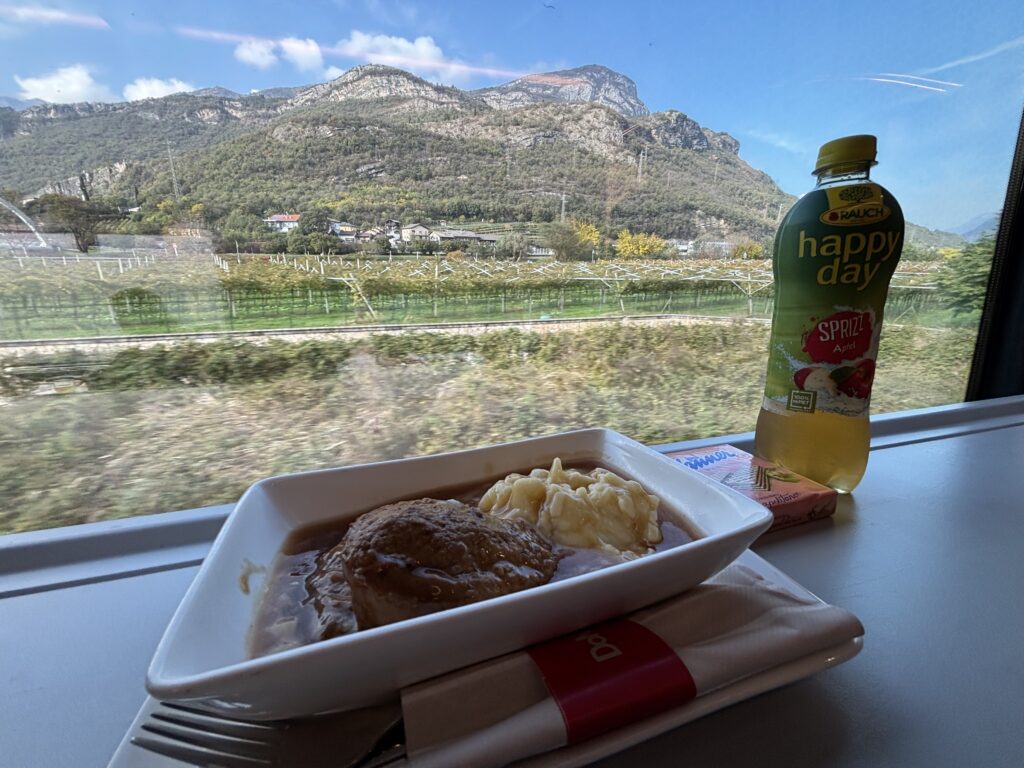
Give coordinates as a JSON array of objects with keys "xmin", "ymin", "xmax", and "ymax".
[{"xmin": 665, "ymin": 444, "xmax": 837, "ymax": 531}]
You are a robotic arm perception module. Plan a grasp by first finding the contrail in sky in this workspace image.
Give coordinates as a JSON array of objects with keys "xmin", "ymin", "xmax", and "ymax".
[
  {"xmin": 857, "ymin": 77, "xmax": 948, "ymax": 93},
  {"xmin": 0, "ymin": 3, "xmax": 109, "ymax": 29},
  {"xmin": 920, "ymin": 33, "xmax": 1024, "ymax": 74},
  {"xmin": 878, "ymin": 73, "xmax": 963, "ymax": 88}
]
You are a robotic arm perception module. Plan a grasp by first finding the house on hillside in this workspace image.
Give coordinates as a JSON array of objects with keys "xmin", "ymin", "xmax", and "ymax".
[
  {"xmin": 263, "ymin": 213, "xmax": 301, "ymax": 233},
  {"xmin": 357, "ymin": 226, "xmax": 383, "ymax": 242},
  {"xmin": 428, "ymin": 229, "xmax": 500, "ymax": 245},
  {"xmin": 383, "ymin": 219, "xmax": 401, "ymax": 236},
  {"xmin": 328, "ymin": 220, "xmax": 358, "ymax": 240},
  {"xmin": 668, "ymin": 238, "xmax": 694, "ymax": 255},
  {"xmin": 401, "ymin": 223, "xmax": 432, "ymax": 242},
  {"xmin": 358, "ymin": 226, "xmax": 402, "ymax": 249}
]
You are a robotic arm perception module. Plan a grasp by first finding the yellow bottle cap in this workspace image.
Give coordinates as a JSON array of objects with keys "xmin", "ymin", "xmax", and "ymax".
[{"xmin": 813, "ymin": 134, "xmax": 877, "ymax": 175}]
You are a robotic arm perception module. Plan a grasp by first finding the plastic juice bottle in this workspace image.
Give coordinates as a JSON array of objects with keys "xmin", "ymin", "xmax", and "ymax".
[{"xmin": 755, "ymin": 135, "xmax": 904, "ymax": 492}]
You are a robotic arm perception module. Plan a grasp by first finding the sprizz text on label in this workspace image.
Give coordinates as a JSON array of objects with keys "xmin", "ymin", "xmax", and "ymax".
[{"xmin": 817, "ymin": 314, "xmax": 863, "ymax": 342}]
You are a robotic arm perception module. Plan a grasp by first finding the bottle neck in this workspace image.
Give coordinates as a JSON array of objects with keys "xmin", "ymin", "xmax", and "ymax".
[{"xmin": 815, "ymin": 162, "xmax": 872, "ymax": 187}]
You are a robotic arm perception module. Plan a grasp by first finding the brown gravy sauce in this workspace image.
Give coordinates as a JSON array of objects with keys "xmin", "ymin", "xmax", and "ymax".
[{"xmin": 248, "ymin": 464, "xmax": 699, "ymax": 659}]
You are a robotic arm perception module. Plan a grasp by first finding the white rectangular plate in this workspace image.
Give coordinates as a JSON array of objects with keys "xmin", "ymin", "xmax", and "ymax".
[{"xmin": 146, "ymin": 429, "xmax": 773, "ymax": 719}]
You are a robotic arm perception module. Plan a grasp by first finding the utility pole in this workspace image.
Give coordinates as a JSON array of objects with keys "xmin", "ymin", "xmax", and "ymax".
[
  {"xmin": 637, "ymin": 147, "xmax": 646, "ymax": 183},
  {"xmin": 713, "ymin": 155, "xmax": 720, "ymax": 184},
  {"xmin": 166, "ymin": 140, "xmax": 181, "ymax": 205},
  {"xmin": 560, "ymin": 192, "xmax": 567, "ymax": 222}
]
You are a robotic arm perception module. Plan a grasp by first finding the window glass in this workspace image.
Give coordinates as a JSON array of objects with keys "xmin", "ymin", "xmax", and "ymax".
[{"xmin": 0, "ymin": 1, "xmax": 1017, "ymax": 532}]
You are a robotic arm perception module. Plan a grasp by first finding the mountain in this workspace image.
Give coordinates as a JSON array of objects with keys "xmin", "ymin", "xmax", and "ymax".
[
  {"xmin": 254, "ymin": 85, "xmax": 304, "ymax": 99},
  {"xmin": 905, "ymin": 222, "xmax": 965, "ymax": 248},
  {"xmin": 951, "ymin": 211, "xmax": 999, "ymax": 242},
  {"xmin": 0, "ymin": 96, "xmax": 44, "ymax": 110},
  {"xmin": 190, "ymin": 86, "xmax": 241, "ymax": 99},
  {"xmin": 474, "ymin": 64, "xmax": 649, "ymax": 117},
  {"xmin": 0, "ymin": 90, "xmax": 291, "ymax": 195},
  {"xmin": 289, "ymin": 65, "xmax": 475, "ymax": 114},
  {"xmin": 1, "ymin": 63, "xmax": 956, "ymax": 245}
]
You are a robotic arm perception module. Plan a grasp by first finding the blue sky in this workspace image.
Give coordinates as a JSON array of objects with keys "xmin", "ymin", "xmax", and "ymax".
[{"xmin": 2, "ymin": 0, "xmax": 1023, "ymax": 231}]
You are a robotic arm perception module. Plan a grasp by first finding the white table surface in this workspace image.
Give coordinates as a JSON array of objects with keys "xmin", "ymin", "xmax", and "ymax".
[{"xmin": 3, "ymin": 396, "xmax": 1023, "ymax": 768}]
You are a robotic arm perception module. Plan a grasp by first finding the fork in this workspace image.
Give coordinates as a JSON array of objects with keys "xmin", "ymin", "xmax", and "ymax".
[{"xmin": 130, "ymin": 700, "xmax": 406, "ymax": 768}]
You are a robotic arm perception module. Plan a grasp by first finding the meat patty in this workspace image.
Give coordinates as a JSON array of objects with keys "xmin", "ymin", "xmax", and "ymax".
[{"xmin": 337, "ymin": 498, "xmax": 559, "ymax": 629}]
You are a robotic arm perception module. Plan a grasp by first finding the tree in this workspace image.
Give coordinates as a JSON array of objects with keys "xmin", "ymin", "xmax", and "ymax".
[
  {"xmin": 219, "ymin": 210, "xmax": 266, "ymax": 239},
  {"xmin": 901, "ymin": 242, "xmax": 942, "ymax": 262},
  {"xmin": 441, "ymin": 238, "xmax": 473, "ymax": 253},
  {"xmin": 574, "ymin": 220, "xmax": 600, "ymax": 250},
  {"xmin": 297, "ymin": 205, "xmax": 332, "ymax": 235},
  {"xmin": 543, "ymin": 219, "xmax": 600, "ymax": 261},
  {"xmin": 307, "ymin": 232, "xmax": 336, "ymax": 254},
  {"xmin": 617, "ymin": 229, "xmax": 671, "ymax": 259},
  {"xmin": 286, "ymin": 231, "xmax": 310, "ymax": 254},
  {"xmin": 27, "ymin": 194, "xmax": 120, "ymax": 252},
  {"xmin": 730, "ymin": 240, "xmax": 765, "ymax": 260},
  {"xmin": 495, "ymin": 232, "xmax": 529, "ymax": 261},
  {"xmin": 937, "ymin": 235, "xmax": 995, "ymax": 315}
]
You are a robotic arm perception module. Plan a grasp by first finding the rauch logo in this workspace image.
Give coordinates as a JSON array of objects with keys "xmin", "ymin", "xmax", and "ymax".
[{"xmin": 819, "ymin": 202, "xmax": 891, "ymax": 227}]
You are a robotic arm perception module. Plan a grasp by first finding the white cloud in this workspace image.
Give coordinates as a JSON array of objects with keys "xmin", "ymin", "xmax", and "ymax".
[
  {"xmin": 332, "ymin": 30, "xmax": 468, "ymax": 83},
  {"xmin": 123, "ymin": 77, "xmax": 195, "ymax": 101},
  {"xmin": 234, "ymin": 38, "xmax": 277, "ymax": 69},
  {"xmin": 323, "ymin": 65, "xmax": 345, "ymax": 80},
  {"xmin": 175, "ymin": 24, "xmax": 523, "ymax": 85},
  {"xmin": 280, "ymin": 37, "xmax": 324, "ymax": 72},
  {"xmin": 14, "ymin": 64, "xmax": 116, "ymax": 103},
  {"xmin": 0, "ymin": 3, "xmax": 108, "ymax": 29}
]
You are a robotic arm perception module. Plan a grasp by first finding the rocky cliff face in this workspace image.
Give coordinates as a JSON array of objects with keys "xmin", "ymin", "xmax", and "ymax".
[
  {"xmin": 702, "ymin": 128, "xmax": 740, "ymax": 154},
  {"xmin": 19, "ymin": 101, "xmax": 123, "ymax": 122},
  {"xmin": 289, "ymin": 65, "xmax": 470, "ymax": 113},
  {"xmin": 638, "ymin": 111, "xmax": 740, "ymax": 155},
  {"xmin": 423, "ymin": 102, "xmax": 633, "ymax": 163},
  {"xmin": 474, "ymin": 64, "xmax": 649, "ymax": 117},
  {"xmin": 34, "ymin": 161, "xmax": 134, "ymax": 199},
  {"xmin": 12, "ymin": 93, "xmax": 280, "ymax": 135},
  {"xmin": 190, "ymin": 87, "xmax": 241, "ymax": 99}
]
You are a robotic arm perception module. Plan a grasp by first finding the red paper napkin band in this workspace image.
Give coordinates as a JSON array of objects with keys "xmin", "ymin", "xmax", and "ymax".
[{"xmin": 527, "ymin": 618, "xmax": 697, "ymax": 744}]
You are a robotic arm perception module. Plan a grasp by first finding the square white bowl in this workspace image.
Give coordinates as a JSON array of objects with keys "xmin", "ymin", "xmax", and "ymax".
[{"xmin": 146, "ymin": 429, "xmax": 773, "ymax": 720}]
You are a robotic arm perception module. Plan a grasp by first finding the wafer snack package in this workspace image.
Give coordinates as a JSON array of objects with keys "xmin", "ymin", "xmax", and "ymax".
[{"xmin": 666, "ymin": 444, "xmax": 837, "ymax": 531}]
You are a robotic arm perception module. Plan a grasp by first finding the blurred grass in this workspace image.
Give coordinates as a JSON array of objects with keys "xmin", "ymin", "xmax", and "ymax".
[{"xmin": 0, "ymin": 320, "xmax": 977, "ymax": 533}]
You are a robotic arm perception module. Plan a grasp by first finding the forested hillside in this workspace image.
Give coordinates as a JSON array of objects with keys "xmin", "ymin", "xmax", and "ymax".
[{"xmin": 0, "ymin": 63, "xmax": 964, "ymax": 245}]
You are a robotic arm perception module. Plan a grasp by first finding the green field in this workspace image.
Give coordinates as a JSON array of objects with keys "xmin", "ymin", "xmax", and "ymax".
[{"xmin": 0, "ymin": 254, "xmax": 946, "ymax": 339}]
